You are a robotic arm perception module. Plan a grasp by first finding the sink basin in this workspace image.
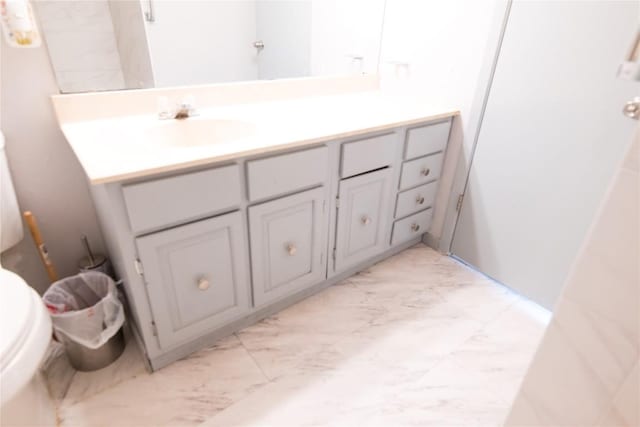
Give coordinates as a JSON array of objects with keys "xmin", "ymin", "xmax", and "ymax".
[{"xmin": 146, "ymin": 118, "xmax": 256, "ymax": 147}]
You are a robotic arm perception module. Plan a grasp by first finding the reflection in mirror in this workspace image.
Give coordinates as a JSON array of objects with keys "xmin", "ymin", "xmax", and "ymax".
[{"xmin": 35, "ymin": 0, "xmax": 387, "ymax": 93}]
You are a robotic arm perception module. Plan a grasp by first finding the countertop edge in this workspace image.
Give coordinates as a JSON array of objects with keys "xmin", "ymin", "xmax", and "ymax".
[{"xmin": 84, "ymin": 110, "xmax": 459, "ymax": 185}]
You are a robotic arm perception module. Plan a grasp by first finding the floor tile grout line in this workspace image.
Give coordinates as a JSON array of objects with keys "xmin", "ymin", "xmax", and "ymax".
[
  {"xmin": 57, "ymin": 345, "xmax": 151, "ymax": 408},
  {"xmin": 60, "ymin": 370, "xmax": 76, "ymax": 403},
  {"xmin": 234, "ymin": 332, "xmax": 274, "ymax": 383},
  {"xmin": 447, "ymin": 355, "xmax": 517, "ymax": 408},
  {"xmin": 437, "ymin": 295, "xmax": 548, "ymax": 408},
  {"xmin": 445, "ymin": 296, "xmax": 521, "ymax": 355},
  {"xmin": 196, "ymin": 335, "xmax": 298, "ymax": 427},
  {"xmin": 50, "ymin": 246, "xmax": 546, "ymax": 427},
  {"xmin": 592, "ymin": 358, "xmax": 640, "ymax": 426},
  {"xmin": 433, "ymin": 282, "xmax": 521, "ymax": 327}
]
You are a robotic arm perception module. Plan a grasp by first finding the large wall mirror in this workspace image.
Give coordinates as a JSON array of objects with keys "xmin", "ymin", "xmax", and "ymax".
[{"xmin": 35, "ymin": 0, "xmax": 387, "ymax": 93}]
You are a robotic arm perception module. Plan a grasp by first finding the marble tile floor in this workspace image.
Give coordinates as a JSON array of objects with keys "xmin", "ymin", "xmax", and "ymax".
[{"xmin": 44, "ymin": 244, "xmax": 551, "ymax": 427}]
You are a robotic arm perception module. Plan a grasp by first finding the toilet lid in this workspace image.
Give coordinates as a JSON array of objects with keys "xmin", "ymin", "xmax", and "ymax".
[{"xmin": 0, "ymin": 268, "xmax": 51, "ymax": 405}]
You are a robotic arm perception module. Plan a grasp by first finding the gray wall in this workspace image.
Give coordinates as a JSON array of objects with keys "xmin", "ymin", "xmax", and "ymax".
[{"xmin": 0, "ymin": 42, "xmax": 105, "ymax": 294}]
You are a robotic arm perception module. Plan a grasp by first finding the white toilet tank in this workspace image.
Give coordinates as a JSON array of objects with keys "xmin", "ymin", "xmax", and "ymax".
[{"xmin": 0, "ymin": 130, "xmax": 24, "ymax": 252}]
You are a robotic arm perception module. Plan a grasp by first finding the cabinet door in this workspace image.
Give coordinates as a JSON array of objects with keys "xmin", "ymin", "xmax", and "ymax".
[
  {"xmin": 249, "ymin": 187, "xmax": 327, "ymax": 307},
  {"xmin": 334, "ymin": 168, "xmax": 393, "ymax": 271},
  {"xmin": 136, "ymin": 211, "xmax": 250, "ymax": 350}
]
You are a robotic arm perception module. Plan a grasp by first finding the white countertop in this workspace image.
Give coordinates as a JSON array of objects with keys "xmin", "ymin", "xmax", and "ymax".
[{"xmin": 59, "ymin": 91, "xmax": 458, "ymax": 184}]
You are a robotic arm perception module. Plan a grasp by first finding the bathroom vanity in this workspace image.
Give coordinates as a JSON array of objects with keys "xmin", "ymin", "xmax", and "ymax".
[{"xmin": 53, "ymin": 78, "xmax": 458, "ymax": 369}]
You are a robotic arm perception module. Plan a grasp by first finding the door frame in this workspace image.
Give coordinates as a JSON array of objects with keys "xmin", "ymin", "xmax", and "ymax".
[
  {"xmin": 440, "ymin": 0, "xmax": 639, "ymax": 308},
  {"xmin": 433, "ymin": 0, "xmax": 513, "ymax": 254}
]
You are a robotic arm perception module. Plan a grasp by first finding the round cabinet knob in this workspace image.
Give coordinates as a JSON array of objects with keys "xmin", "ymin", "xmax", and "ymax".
[
  {"xmin": 286, "ymin": 243, "xmax": 297, "ymax": 256},
  {"xmin": 416, "ymin": 195, "xmax": 425, "ymax": 205},
  {"xmin": 623, "ymin": 97, "xmax": 640, "ymax": 119},
  {"xmin": 411, "ymin": 223, "xmax": 420, "ymax": 232},
  {"xmin": 420, "ymin": 167, "xmax": 431, "ymax": 177},
  {"xmin": 197, "ymin": 277, "xmax": 210, "ymax": 291},
  {"xmin": 361, "ymin": 215, "xmax": 372, "ymax": 225}
]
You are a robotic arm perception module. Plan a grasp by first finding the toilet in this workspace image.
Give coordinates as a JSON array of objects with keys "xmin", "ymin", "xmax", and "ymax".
[{"xmin": 0, "ymin": 131, "xmax": 56, "ymax": 426}]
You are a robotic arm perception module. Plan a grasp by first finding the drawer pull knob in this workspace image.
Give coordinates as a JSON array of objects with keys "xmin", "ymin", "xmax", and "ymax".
[
  {"xmin": 411, "ymin": 223, "xmax": 421, "ymax": 232},
  {"xmin": 420, "ymin": 167, "xmax": 431, "ymax": 177},
  {"xmin": 197, "ymin": 277, "xmax": 210, "ymax": 291},
  {"xmin": 361, "ymin": 215, "xmax": 372, "ymax": 225},
  {"xmin": 416, "ymin": 195, "xmax": 425, "ymax": 205},
  {"xmin": 286, "ymin": 243, "xmax": 297, "ymax": 256}
]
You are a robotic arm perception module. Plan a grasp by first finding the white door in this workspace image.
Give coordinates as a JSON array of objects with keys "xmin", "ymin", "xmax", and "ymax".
[
  {"xmin": 144, "ymin": 1, "xmax": 258, "ymax": 86},
  {"xmin": 451, "ymin": 1, "xmax": 639, "ymax": 309},
  {"xmin": 255, "ymin": 1, "xmax": 311, "ymax": 80}
]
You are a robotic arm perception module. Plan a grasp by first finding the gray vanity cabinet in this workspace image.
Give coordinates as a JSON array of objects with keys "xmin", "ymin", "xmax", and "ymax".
[
  {"xmin": 249, "ymin": 186, "xmax": 327, "ymax": 307},
  {"xmin": 334, "ymin": 168, "xmax": 393, "ymax": 271},
  {"xmin": 88, "ymin": 117, "xmax": 453, "ymax": 370},
  {"xmin": 136, "ymin": 211, "xmax": 250, "ymax": 349},
  {"xmin": 388, "ymin": 120, "xmax": 450, "ymax": 248}
]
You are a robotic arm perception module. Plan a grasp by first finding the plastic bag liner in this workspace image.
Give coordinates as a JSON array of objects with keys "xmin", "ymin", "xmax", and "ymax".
[{"xmin": 42, "ymin": 271, "xmax": 124, "ymax": 350}]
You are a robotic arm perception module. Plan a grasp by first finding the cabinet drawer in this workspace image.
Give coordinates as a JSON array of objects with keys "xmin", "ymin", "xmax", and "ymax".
[
  {"xmin": 395, "ymin": 181, "xmax": 438, "ymax": 219},
  {"xmin": 341, "ymin": 133, "xmax": 396, "ymax": 178},
  {"xmin": 123, "ymin": 165, "xmax": 241, "ymax": 234},
  {"xmin": 404, "ymin": 120, "xmax": 451, "ymax": 160},
  {"xmin": 391, "ymin": 208, "xmax": 433, "ymax": 246},
  {"xmin": 249, "ymin": 187, "xmax": 327, "ymax": 307},
  {"xmin": 335, "ymin": 168, "xmax": 393, "ymax": 271},
  {"xmin": 247, "ymin": 146, "xmax": 328, "ymax": 201},
  {"xmin": 399, "ymin": 153, "xmax": 444, "ymax": 191},
  {"xmin": 136, "ymin": 211, "xmax": 250, "ymax": 350}
]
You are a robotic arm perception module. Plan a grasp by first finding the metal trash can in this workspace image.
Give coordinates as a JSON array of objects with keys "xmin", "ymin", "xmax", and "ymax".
[
  {"xmin": 56, "ymin": 326, "xmax": 125, "ymax": 372},
  {"xmin": 43, "ymin": 272, "xmax": 125, "ymax": 371}
]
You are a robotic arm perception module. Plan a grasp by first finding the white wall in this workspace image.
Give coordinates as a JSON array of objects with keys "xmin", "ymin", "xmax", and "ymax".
[
  {"xmin": 379, "ymin": 0, "xmax": 499, "ymax": 245},
  {"xmin": 380, "ymin": 0, "xmax": 496, "ymax": 114},
  {"xmin": 310, "ymin": 0, "xmax": 386, "ymax": 76},
  {"xmin": 143, "ymin": 1, "xmax": 259, "ymax": 87},
  {"xmin": 35, "ymin": 0, "xmax": 126, "ymax": 93},
  {"xmin": 0, "ymin": 42, "xmax": 106, "ymax": 294}
]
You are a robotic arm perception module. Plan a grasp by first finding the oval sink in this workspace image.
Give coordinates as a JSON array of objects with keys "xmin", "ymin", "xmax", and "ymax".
[{"xmin": 147, "ymin": 118, "xmax": 256, "ymax": 147}]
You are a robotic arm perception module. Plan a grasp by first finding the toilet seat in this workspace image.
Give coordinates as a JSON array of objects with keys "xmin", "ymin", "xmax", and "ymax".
[{"xmin": 0, "ymin": 268, "xmax": 52, "ymax": 405}]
